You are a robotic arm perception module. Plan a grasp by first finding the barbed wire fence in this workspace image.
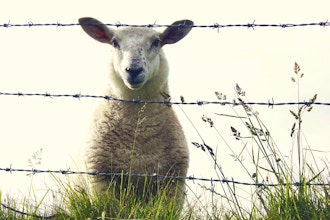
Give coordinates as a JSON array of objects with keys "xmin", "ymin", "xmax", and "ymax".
[
  {"xmin": 0, "ymin": 167, "xmax": 328, "ymax": 187},
  {"xmin": 0, "ymin": 20, "xmax": 329, "ymax": 29},
  {"xmin": 0, "ymin": 92, "xmax": 329, "ymax": 219},
  {"xmin": 0, "ymin": 91, "xmax": 329, "ymax": 107},
  {"xmin": 1, "ymin": 20, "xmax": 330, "ymax": 218}
]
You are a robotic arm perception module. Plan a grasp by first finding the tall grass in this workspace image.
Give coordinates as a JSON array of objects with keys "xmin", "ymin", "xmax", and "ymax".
[
  {"xmin": 189, "ymin": 62, "xmax": 329, "ymax": 219},
  {"xmin": 0, "ymin": 62, "xmax": 329, "ymax": 219}
]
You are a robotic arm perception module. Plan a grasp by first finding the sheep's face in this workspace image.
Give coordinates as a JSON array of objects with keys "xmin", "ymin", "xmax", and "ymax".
[
  {"xmin": 110, "ymin": 28, "xmax": 162, "ymax": 89},
  {"xmin": 79, "ymin": 17, "xmax": 193, "ymax": 90}
]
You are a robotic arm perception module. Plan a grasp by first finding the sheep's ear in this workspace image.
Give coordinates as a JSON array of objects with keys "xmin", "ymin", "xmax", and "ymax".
[
  {"xmin": 160, "ymin": 20, "xmax": 193, "ymax": 46},
  {"xmin": 78, "ymin": 17, "xmax": 113, "ymax": 44}
]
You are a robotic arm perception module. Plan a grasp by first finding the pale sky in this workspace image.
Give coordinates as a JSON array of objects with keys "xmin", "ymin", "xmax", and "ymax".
[{"xmin": 0, "ymin": 0, "xmax": 329, "ymax": 210}]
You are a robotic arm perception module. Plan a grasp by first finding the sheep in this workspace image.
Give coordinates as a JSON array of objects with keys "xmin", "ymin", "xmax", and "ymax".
[{"xmin": 78, "ymin": 17, "xmax": 193, "ymax": 209}]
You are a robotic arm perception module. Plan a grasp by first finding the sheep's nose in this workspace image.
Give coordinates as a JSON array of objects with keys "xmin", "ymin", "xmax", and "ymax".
[{"xmin": 125, "ymin": 67, "xmax": 144, "ymax": 78}]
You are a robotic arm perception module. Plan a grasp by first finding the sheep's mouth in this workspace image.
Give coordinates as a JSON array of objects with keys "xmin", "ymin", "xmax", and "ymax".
[
  {"xmin": 125, "ymin": 74, "xmax": 146, "ymax": 90},
  {"xmin": 125, "ymin": 79, "xmax": 145, "ymax": 90}
]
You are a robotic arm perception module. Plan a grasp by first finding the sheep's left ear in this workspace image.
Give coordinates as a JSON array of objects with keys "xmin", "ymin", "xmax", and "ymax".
[{"xmin": 160, "ymin": 20, "xmax": 193, "ymax": 46}]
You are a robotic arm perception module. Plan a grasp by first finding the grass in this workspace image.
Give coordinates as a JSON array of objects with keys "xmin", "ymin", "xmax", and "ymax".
[
  {"xmin": 1, "ymin": 173, "xmax": 184, "ymax": 219},
  {"xmin": 1, "ymin": 62, "xmax": 329, "ymax": 219},
  {"xmin": 55, "ymin": 174, "xmax": 184, "ymax": 219}
]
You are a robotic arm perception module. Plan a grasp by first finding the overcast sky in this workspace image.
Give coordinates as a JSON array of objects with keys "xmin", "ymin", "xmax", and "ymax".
[{"xmin": 0, "ymin": 0, "xmax": 329, "ymax": 208}]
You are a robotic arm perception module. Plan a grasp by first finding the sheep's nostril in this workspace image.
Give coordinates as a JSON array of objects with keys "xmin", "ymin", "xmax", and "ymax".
[{"xmin": 125, "ymin": 67, "xmax": 144, "ymax": 78}]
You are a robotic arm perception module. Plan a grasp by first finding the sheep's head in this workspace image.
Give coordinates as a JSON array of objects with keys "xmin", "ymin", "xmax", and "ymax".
[{"xmin": 78, "ymin": 17, "xmax": 193, "ymax": 90}]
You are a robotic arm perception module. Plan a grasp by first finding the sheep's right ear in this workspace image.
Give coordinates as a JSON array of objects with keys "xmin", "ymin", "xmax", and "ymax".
[
  {"xmin": 160, "ymin": 20, "xmax": 193, "ymax": 45},
  {"xmin": 78, "ymin": 17, "xmax": 113, "ymax": 44}
]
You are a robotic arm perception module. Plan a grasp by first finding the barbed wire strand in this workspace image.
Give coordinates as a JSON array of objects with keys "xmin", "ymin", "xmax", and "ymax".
[
  {"xmin": 0, "ymin": 91, "xmax": 326, "ymax": 107},
  {"xmin": 0, "ymin": 20, "xmax": 329, "ymax": 29},
  {"xmin": 0, "ymin": 167, "xmax": 328, "ymax": 187}
]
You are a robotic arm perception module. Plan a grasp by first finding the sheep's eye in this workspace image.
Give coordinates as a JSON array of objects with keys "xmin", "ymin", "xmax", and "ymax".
[
  {"xmin": 111, "ymin": 39, "xmax": 120, "ymax": 49},
  {"xmin": 151, "ymin": 38, "xmax": 160, "ymax": 49}
]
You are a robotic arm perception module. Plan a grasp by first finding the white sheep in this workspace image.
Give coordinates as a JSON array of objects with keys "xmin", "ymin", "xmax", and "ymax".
[{"xmin": 78, "ymin": 17, "xmax": 193, "ymax": 208}]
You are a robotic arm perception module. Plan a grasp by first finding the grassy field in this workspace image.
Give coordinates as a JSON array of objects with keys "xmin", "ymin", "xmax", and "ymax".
[{"xmin": 1, "ymin": 62, "xmax": 329, "ymax": 219}]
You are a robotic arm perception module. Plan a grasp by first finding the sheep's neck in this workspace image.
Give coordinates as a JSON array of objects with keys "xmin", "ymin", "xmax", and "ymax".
[{"xmin": 101, "ymin": 93, "xmax": 172, "ymax": 132}]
